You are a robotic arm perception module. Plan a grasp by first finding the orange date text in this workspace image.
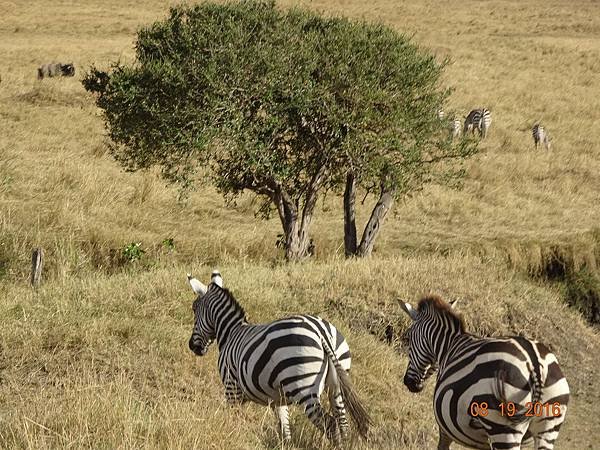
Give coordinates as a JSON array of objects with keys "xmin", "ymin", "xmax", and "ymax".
[{"xmin": 470, "ymin": 401, "xmax": 562, "ymax": 418}]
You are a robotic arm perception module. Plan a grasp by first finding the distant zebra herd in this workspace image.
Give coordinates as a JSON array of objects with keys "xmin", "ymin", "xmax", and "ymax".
[
  {"xmin": 438, "ymin": 107, "xmax": 551, "ymax": 149},
  {"xmin": 186, "ymin": 270, "xmax": 569, "ymax": 449}
]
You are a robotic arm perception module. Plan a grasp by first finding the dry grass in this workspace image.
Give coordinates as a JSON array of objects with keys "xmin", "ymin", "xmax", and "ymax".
[
  {"xmin": 1, "ymin": 0, "xmax": 600, "ymax": 448},
  {"xmin": 1, "ymin": 258, "xmax": 599, "ymax": 449}
]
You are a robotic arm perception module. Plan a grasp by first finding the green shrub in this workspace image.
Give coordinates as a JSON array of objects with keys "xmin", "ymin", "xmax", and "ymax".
[{"xmin": 121, "ymin": 242, "xmax": 145, "ymax": 262}]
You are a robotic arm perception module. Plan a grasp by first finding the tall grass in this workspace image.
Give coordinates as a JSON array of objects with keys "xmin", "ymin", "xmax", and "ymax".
[{"xmin": 1, "ymin": 0, "xmax": 600, "ymax": 448}]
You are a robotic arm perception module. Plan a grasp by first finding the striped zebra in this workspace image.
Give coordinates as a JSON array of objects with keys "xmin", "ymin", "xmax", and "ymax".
[
  {"xmin": 532, "ymin": 124, "xmax": 551, "ymax": 150},
  {"xmin": 464, "ymin": 108, "xmax": 492, "ymax": 138},
  {"xmin": 450, "ymin": 118, "xmax": 462, "ymax": 139},
  {"xmin": 399, "ymin": 295, "xmax": 569, "ymax": 450},
  {"xmin": 187, "ymin": 275, "xmax": 371, "ymax": 445}
]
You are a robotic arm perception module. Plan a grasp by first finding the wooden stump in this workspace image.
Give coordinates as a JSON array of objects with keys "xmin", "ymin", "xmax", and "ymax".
[{"xmin": 31, "ymin": 248, "xmax": 44, "ymax": 287}]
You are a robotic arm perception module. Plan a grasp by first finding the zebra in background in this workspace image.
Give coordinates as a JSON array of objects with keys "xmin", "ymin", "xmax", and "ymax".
[
  {"xmin": 532, "ymin": 124, "xmax": 551, "ymax": 150},
  {"xmin": 187, "ymin": 275, "xmax": 371, "ymax": 445},
  {"xmin": 437, "ymin": 108, "xmax": 461, "ymax": 139},
  {"xmin": 399, "ymin": 295, "xmax": 569, "ymax": 450},
  {"xmin": 450, "ymin": 118, "xmax": 462, "ymax": 139},
  {"xmin": 464, "ymin": 108, "xmax": 492, "ymax": 138}
]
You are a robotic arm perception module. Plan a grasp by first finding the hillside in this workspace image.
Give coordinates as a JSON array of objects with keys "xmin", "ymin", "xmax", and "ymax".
[{"xmin": 1, "ymin": 0, "xmax": 599, "ymax": 448}]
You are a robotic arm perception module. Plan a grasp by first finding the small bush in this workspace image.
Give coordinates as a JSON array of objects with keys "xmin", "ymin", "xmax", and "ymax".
[{"xmin": 122, "ymin": 242, "xmax": 145, "ymax": 262}]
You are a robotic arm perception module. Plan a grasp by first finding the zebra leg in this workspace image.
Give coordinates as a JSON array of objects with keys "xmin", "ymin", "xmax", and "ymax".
[
  {"xmin": 273, "ymin": 404, "xmax": 292, "ymax": 443},
  {"xmin": 305, "ymin": 397, "xmax": 341, "ymax": 447},
  {"xmin": 437, "ymin": 428, "xmax": 453, "ymax": 450},
  {"xmin": 223, "ymin": 370, "xmax": 245, "ymax": 405},
  {"xmin": 529, "ymin": 405, "xmax": 568, "ymax": 450},
  {"xmin": 487, "ymin": 431, "xmax": 525, "ymax": 450}
]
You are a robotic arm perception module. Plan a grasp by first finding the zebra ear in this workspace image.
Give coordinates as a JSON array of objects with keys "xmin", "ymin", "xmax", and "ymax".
[
  {"xmin": 211, "ymin": 270, "xmax": 223, "ymax": 288},
  {"xmin": 449, "ymin": 299, "xmax": 459, "ymax": 309},
  {"xmin": 187, "ymin": 273, "xmax": 207, "ymax": 296},
  {"xmin": 399, "ymin": 301, "xmax": 418, "ymax": 321}
]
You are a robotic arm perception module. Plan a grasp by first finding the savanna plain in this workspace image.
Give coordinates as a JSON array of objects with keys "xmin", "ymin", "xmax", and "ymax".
[{"xmin": 1, "ymin": 0, "xmax": 600, "ymax": 448}]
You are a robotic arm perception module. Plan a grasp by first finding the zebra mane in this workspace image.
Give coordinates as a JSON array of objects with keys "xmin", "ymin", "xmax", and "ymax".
[
  {"xmin": 418, "ymin": 295, "xmax": 466, "ymax": 333},
  {"xmin": 213, "ymin": 284, "xmax": 249, "ymax": 322}
]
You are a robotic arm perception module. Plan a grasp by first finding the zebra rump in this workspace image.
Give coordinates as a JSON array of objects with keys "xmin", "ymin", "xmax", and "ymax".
[
  {"xmin": 188, "ymin": 282, "xmax": 371, "ymax": 444},
  {"xmin": 400, "ymin": 295, "xmax": 569, "ymax": 450},
  {"xmin": 464, "ymin": 108, "xmax": 492, "ymax": 138}
]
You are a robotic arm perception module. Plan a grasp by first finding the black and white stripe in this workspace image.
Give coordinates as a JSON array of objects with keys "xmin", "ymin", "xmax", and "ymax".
[
  {"xmin": 400, "ymin": 295, "xmax": 569, "ymax": 450},
  {"xmin": 188, "ymin": 282, "xmax": 371, "ymax": 444},
  {"xmin": 464, "ymin": 108, "xmax": 492, "ymax": 138},
  {"xmin": 450, "ymin": 118, "xmax": 462, "ymax": 139},
  {"xmin": 532, "ymin": 124, "xmax": 551, "ymax": 150}
]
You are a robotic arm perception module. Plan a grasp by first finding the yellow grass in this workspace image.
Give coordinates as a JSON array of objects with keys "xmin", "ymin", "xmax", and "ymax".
[{"xmin": 1, "ymin": 0, "xmax": 599, "ymax": 448}]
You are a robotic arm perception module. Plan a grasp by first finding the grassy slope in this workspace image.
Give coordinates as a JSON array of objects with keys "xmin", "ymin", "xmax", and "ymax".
[
  {"xmin": 1, "ymin": 0, "xmax": 599, "ymax": 448},
  {"xmin": 2, "ymin": 259, "xmax": 599, "ymax": 449}
]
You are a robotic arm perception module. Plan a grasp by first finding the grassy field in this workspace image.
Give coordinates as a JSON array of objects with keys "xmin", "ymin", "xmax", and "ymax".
[{"xmin": 1, "ymin": 0, "xmax": 599, "ymax": 448}]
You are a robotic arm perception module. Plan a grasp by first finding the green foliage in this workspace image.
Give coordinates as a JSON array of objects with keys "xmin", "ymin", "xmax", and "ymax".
[
  {"xmin": 162, "ymin": 237, "xmax": 175, "ymax": 251},
  {"xmin": 121, "ymin": 242, "xmax": 145, "ymax": 262},
  {"xmin": 565, "ymin": 268, "xmax": 600, "ymax": 325},
  {"xmin": 82, "ymin": 1, "xmax": 477, "ymax": 257}
]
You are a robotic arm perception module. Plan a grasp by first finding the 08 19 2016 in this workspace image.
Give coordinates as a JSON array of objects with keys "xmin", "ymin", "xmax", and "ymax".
[{"xmin": 470, "ymin": 401, "xmax": 562, "ymax": 417}]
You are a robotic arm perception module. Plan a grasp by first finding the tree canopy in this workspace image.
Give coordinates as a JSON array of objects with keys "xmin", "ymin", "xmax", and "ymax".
[{"xmin": 83, "ymin": 0, "xmax": 478, "ymax": 260}]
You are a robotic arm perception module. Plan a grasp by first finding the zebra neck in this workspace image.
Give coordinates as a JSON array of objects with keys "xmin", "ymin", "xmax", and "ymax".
[
  {"xmin": 215, "ymin": 312, "xmax": 248, "ymax": 350},
  {"xmin": 441, "ymin": 333, "xmax": 476, "ymax": 365},
  {"xmin": 434, "ymin": 330, "xmax": 467, "ymax": 365}
]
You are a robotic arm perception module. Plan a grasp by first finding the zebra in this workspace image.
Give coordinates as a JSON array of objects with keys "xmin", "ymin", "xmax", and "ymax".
[
  {"xmin": 438, "ymin": 109, "xmax": 446, "ymax": 120},
  {"xmin": 450, "ymin": 118, "xmax": 462, "ymax": 139},
  {"xmin": 464, "ymin": 108, "xmax": 492, "ymax": 138},
  {"xmin": 399, "ymin": 295, "xmax": 569, "ymax": 450},
  {"xmin": 532, "ymin": 124, "xmax": 551, "ymax": 150},
  {"xmin": 187, "ymin": 275, "xmax": 371, "ymax": 445}
]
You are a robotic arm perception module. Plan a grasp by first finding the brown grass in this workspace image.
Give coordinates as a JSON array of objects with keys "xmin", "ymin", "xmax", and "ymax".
[{"xmin": 1, "ymin": 0, "xmax": 600, "ymax": 448}]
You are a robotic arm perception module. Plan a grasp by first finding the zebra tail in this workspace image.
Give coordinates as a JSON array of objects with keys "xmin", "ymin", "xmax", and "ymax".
[
  {"xmin": 322, "ymin": 338, "xmax": 372, "ymax": 439},
  {"xmin": 526, "ymin": 361, "xmax": 544, "ymax": 405},
  {"xmin": 336, "ymin": 360, "xmax": 372, "ymax": 439},
  {"xmin": 493, "ymin": 362, "xmax": 544, "ymax": 423}
]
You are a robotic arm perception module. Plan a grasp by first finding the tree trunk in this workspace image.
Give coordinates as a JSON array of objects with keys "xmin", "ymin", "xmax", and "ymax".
[
  {"xmin": 273, "ymin": 186, "xmax": 311, "ymax": 262},
  {"xmin": 269, "ymin": 164, "xmax": 325, "ymax": 261},
  {"xmin": 343, "ymin": 172, "xmax": 357, "ymax": 257},
  {"xmin": 356, "ymin": 188, "xmax": 395, "ymax": 257},
  {"xmin": 284, "ymin": 219, "xmax": 311, "ymax": 261}
]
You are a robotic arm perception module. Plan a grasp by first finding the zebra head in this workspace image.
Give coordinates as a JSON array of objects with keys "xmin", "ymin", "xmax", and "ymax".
[
  {"xmin": 400, "ymin": 298, "xmax": 459, "ymax": 393},
  {"xmin": 187, "ymin": 271, "xmax": 224, "ymax": 356},
  {"xmin": 189, "ymin": 286, "xmax": 216, "ymax": 356}
]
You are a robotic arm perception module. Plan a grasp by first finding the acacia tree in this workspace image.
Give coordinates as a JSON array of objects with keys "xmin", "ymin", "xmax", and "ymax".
[{"xmin": 83, "ymin": 1, "xmax": 477, "ymax": 261}]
